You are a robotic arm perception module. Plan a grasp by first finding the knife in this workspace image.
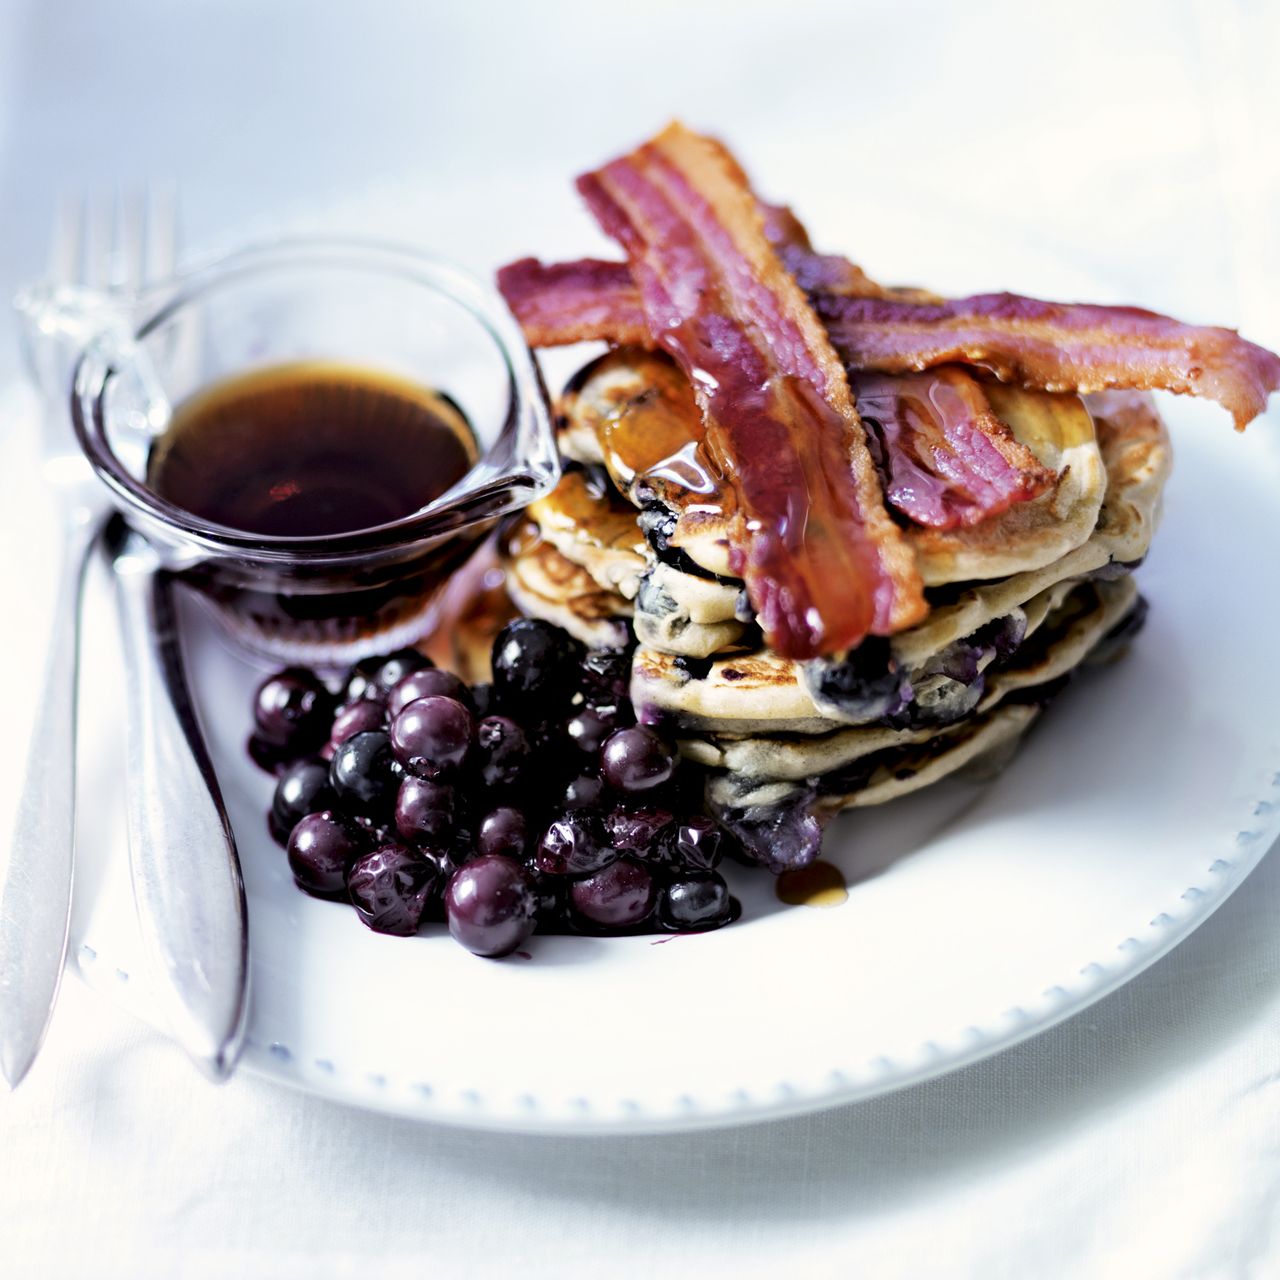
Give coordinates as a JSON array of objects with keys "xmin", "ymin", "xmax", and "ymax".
[{"xmin": 108, "ymin": 518, "xmax": 249, "ymax": 1077}]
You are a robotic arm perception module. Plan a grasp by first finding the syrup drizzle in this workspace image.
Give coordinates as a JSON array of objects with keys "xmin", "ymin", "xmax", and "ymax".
[{"xmin": 776, "ymin": 861, "xmax": 849, "ymax": 908}]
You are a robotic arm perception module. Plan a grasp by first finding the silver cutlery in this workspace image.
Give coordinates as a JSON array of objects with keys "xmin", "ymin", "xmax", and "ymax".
[
  {"xmin": 4, "ymin": 189, "xmax": 247, "ymax": 1086},
  {"xmin": 0, "ymin": 193, "xmax": 134, "ymax": 1089},
  {"xmin": 108, "ymin": 520, "xmax": 248, "ymax": 1078}
]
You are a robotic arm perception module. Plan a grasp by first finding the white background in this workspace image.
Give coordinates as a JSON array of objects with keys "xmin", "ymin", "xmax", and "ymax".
[{"xmin": 1, "ymin": 1, "xmax": 1279, "ymax": 1276}]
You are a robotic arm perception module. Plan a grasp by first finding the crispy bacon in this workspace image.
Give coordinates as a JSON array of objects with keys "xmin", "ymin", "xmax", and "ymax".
[
  {"xmin": 818, "ymin": 292, "xmax": 1280, "ymax": 431},
  {"xmin": 576, "ymin": 123, "xmax": 926, "ymax": 658},
  {"xmin": 498, "ymin": 265, "xmax": 1280, "ymax": 432},
  {"xmin": 496, "ymin": 258, "xmax": 648, "ymax": 350},
  {"xmin": 851, "ymin": 368, "xmax": 1054, "ymax": 528},
  {"xmin": 496, "ymin": 193, "xmax": 890, "ymax": 348},
  {"xmin": 758, "ymin": 201, "xmax": 889, "ymax": 296},
  {"xmin": 498, "ymin": 265, "xmax": 1051, "ymax": 533},
  {"xmin": 495, "ymin": 246, "xmax": 887, "ymax": 349}
]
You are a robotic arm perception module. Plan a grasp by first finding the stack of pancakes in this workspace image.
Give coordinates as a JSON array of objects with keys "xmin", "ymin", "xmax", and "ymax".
[{"xmin": 501, "ymin": 348, "xmax": 1170, "ymax": 867}]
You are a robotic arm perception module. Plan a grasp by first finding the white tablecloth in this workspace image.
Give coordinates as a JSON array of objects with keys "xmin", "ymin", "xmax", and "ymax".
[{"xmin": 2, "ymin": 2, "xmax": 1278, "ymax": 1276}]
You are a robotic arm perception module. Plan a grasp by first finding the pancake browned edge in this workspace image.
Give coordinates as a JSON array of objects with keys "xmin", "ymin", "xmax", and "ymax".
[{"xmin": 500, "ymin": 348, "xmax": 1171, "ymax": 872}]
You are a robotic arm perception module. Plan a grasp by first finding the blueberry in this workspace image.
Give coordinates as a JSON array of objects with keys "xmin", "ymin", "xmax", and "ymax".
[
  {"xmin": 272, "ymin": 757, "xmax": 338, "ymax": 836},
  {"xmin": 562, "ymin": 773, "xmax": 606, "ymax": 811},
  {"xmin": 253, "ymin": 667, "xmax": 333, "ymax": 754},
  {"xmin": 520, "ymin": 721, "xmax": 571, "ymax": 789},
  {"xmin": 600, "ymin": 726, "xmax": 676, "ymax": 794},
  {"xmin": 1088, "ymin": 593, "xmax": 1150, "ymax": 666},
  {"xmin": 288, "ymin": 810, "xmax": 364, "ymax": 896},
  {"xmin": 389, "ymin": 696, "xmax": 475, "ymax": 777},
  {"xmin": 579, "ymin": 647, "xmax": 633, "ymax": 710},
  {"xmin": 329, "ymin": 729, "xmax": 400, "ymax": 816},
  {"xmin": 444, "ymin": 855, "xmax": 538, "ymax": 957},
  {"xmin": 658, "ymin": 873, "xmax": 735, "ymax": 931},
  {"xmin": 470, "ymin": 682, "xmax": 497, "ymax": 719},
  {"xmin": 351, "ymin": 811, "xmax": 396, "ymax": 847},
  {"xmin": 604, "ymin": 807, "xmax": 675, "ymax": 858},
  {"xmin": 329, "ymin": 699, "xmax": 387, "ymax": 749},
  {"xmin": 344, "ymin": 648, "xmax": 432, "ymax": 704},
  {"xmin": 571, "ymin": 859, "xmax": 656, "ymax": 929},
  {"xmin": 974, "ymin": 610, "xmax": 1029, "ymax": 663},
  {"xmin": 267, "ymin": 809, "xmax": 292, "ymax": 848},
  {"xmin": 532, "ymin": 810, "xmax": 612, "ymax": 875},
  {"xmin": 248, "ymin": 733, "xmax": 292, "ymax": 775},
  {"xmin": 565, "ymin": 705, "xmax": 626, "ymax": 755},
  {"xmin": 804, "ymin": 638, "xmax": 910, "ymax": 724},
  {"xmin": 477, "ymin": 806, "xmax": 529, "ymax": 859},
  {"xmin": 530, "ymin": 873, "xmax": 567, "ymax": 931},
  {"xmin": 388, "ymin": 667, "xmax": 473, "ymax": 717},
  {"xmin": 713, "ymin": 797, "xmax": 823, "ymax": 874},
  {"xmin": 394, "ymin": 776, "xmax": 457, "ymax": 845},
  {"xmin": 668, "ymin": 816, "xmax": 726, "ymax": 871},
  {"xmin": 346, "ymin": 843, "xmax": 438, "ymax": 936},
  {"xmin": 418, "ymin": 849, "xmax": 461, "ymax": 923},
  {"xmin": 490, "ymin": 619, "xmax": 583, "ymax": 714},
  {"xmin": 664, "ymin": 761, "xmax": 709, "ymax": 813},
  {"xmin": 474, "ymin": 716, "xmax": 530, "ymax": 789},
  {"xmin": 451, "ymin": 824, "xmax": 477, "ymax": 864}
]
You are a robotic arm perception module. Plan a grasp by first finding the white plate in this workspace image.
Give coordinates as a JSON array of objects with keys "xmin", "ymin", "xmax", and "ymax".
[
  {"xmin": 5, "ymin": 174, "xmax": 1274, "ymax": 1133},
  {"xmin": 52, "ymin": 376, "xmax": 1280, "ymax": 1134}
]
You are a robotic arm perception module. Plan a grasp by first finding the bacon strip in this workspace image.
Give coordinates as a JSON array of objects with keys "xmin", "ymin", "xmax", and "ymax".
[
  {"xmin": 495, "ymin": 245, "xmax": 887, "ymax": 348},
  {"xmin": 499, "ymin": 265, "xmax": 1280, "ymax": 431},
  {"xmin": 499, "ymin": 255, "xmax": 1052, "ymax": 530},
  {"xmin": 496, "ymin": 195, "xmax": 890, "ymax": 348},
  {"xmin": 817, "ymin": 292, "xmax": 1280, "ymax": 431},
  {"xmin": 851, "ymin": 368, "xmax": 1054, "ymax": 528},
  {"xmin": 758, "ymin": 201, "xmax": 890, "ymax": 296},
  {"xmin": 576, "ymin": 123, "xmax": 925, "ymax": 658},
  {"xmin": 496, "ymin": 258, "xmax": 648, "ymax": 349}
]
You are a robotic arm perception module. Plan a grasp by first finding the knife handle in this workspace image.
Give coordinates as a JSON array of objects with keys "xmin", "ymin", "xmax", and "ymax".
[
  {"xmin": 112, "ymin": 541, "xmax": 248, "ymax": 1078},
  {"xmin": 0, "ymin": 505, "xmax": 98, "ymax": 1089}
]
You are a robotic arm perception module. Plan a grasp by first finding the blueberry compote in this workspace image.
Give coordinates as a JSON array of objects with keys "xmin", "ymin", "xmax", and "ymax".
[{"xmin": 250, "ymin": 621, "xmax": 741, "ymax": 957}]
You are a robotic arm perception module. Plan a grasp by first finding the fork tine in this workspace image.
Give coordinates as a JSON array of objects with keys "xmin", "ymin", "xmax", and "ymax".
[
  {"xmin": 47, "ymin": 195, "xmax": 84, "ymax": 286},
  {"xmin": 111, "ymin": 188, "xmax": 146, "ymax": 290},
  {"xmin": 81, "ymin": 191, "xmax": 114, "ymax": 291},
  {"xmin": 144, "ymin": 182, "xmax": 178, "ymax": 286}
]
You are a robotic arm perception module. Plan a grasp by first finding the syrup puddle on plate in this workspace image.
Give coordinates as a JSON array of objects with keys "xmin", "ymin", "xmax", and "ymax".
[{"xmin": 776, "ymin": 861, "xmax": 849, "ymax": 908}]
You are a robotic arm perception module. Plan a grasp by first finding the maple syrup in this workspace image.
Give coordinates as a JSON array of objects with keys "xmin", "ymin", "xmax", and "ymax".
[{"xmin": 147, "ymin": 361, "xmax": 478, "ymax": 538}]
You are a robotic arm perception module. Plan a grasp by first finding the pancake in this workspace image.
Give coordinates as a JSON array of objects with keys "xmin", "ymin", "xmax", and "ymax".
[
  {"xmin": 559, "ymin": 347, "xmax": 1109, "ymax": 589},
  {"xmin": 704, "ymin": 703, "xmax": 1042, "ymax": 812},
  {"xmin": 1085, "ymin": 390, "xmax": 1171, "ymax": 563},
  {"xmin": 632, "ymin": 565, "xmax": 747, "ymax": 655},
  {"xmin": 850, "ymin": 389, "xmax": 1168, "ymax": 668},
  {"xmin": 818, "ymin": 703, "xmax": 1042, "ymax": 814},
  {"xmin": 503, "ymin": 527, "xmax": 633, "ymax": 649},
  {"xmin": 511, "ymin": 351, "xmax": 1165, "ymax": 859},
  {"xmin": 559, "ymin": 379, "xmax": 1167, "ymax": 672},
  {"xmin": 524, "ymin": 469, "xmax": 649, "ymax": 600},
  {"xmin": 558, "ymin": 348, "xmax": 753, "ymax": 580},
  {"xmin": 907, "ymin": 383, "xmax": 1106, "ymax": 586},
  {"xmin": 633, "ymin": 572, "xmax": 1129, "ymax": 736},
  {"xmin": 633, "ymin": 645, "xmax": 836, "ymax": 735},
  {"xmin": 677, "ymin": 578, "xmax": 1135, "ymax": 782},
  {"xmin": 980, "ymin": 575, "xmax": 1137, "ymax": 708},
  {"xmin": 632, "ymin": 562, "xmax": 748, "ymax": 657},
  {"xmin": 679, "ymin": 718, "xmax": 937, "ymax": 777},
  {"xmin": 628, "ymin": 388, "xmax": 1164, "ymax": 673}
]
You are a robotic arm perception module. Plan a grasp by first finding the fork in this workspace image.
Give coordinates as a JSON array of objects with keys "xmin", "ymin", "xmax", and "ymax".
[{"xmin": 0, "ymin": 191, "xmax": 175, "ymax": 1088}]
